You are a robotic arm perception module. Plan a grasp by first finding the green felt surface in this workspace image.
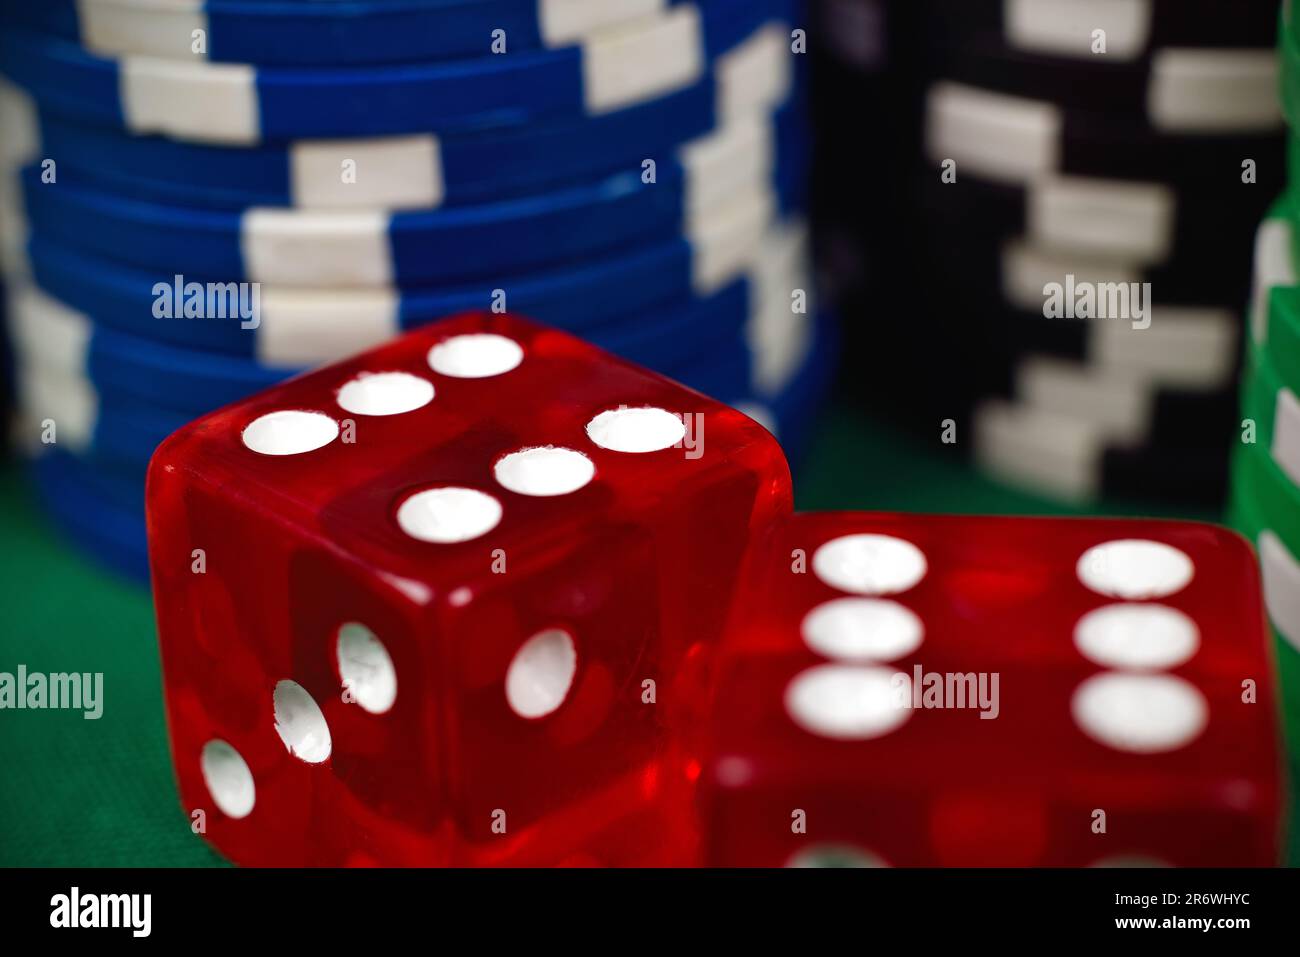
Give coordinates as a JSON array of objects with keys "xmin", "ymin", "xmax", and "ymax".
[
  {"xmin": 0, "ymin": 407, "xmax": 1267, "ymax": 867},
  {"xmin": 0, "ymin": 469, "xmax": 223, "ymax": 866}
]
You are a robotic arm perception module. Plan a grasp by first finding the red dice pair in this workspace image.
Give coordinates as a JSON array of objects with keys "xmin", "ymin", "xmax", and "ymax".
[{"xmin": 147, "ymin": 313, "xmax": 1283, "ymax": 866}]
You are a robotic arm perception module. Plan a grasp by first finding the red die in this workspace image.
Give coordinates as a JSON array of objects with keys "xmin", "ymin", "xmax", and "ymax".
[
  {"xmin": 695, "ymin": 513, "xmax": 1284, "ymax": 867},
  {"xmin": 147, "ymin": 312, "xmax": 791, "ymax": 866}
]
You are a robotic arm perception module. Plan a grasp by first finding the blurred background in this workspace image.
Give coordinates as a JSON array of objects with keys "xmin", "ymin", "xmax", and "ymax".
[{"xmin": 0, "ymin": 0, "xmax": 1296, "ymax": 865}]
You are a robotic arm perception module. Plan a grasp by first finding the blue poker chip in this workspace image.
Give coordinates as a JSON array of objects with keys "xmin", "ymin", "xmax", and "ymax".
[
  {"xmin": 27, "ymin": 81, "xmax": 718, "ymax": 211},
  {"xmin": 670, "ymin": 346, "xmax": 752, "ymax": 404},
  {"xmin": 12, "ymin": 69, "xmax": 803, "ymax": 212},
  {"xmin": 13, "ymin": 271, "xmax": 754, "ymax": 413},
  {"xmin": 21, "ymin": 187, "xmax": 781, "ymax": 360},
  {"xmin": 1, "ymin": 20, "xmax": 801, "ymax": 212},
  {"xmin": 597, "ymin": 280, "xmax": 750, "ymax": 378},
  {"xmin": 770, "ymin": 308, "xmax": 836, "ymax": 466},
  {"xmin": 18, "ymin": 100, "xmax": 800, "ymax": 285},
  {"xmin": 26, "ymin": 373, "xmax": 191, "ymax": 472},
  {"xmin": 42, "ymin": 447, "xmax": 146, "ymax": 516},
  {"xmin": 26, "ymin": 449, "xmax": 151, "ymax": 583},
  {"xmin": 20, "ymin": 347, "xmax": 753, "ymax": 476},
  {"xmin": 717, "ymin": 308, "xmax": 835, "ymax": 469},
  {"xmin": 21, "ymin": 161, "xmax": 685, "ymax": 286},
  {"xmin": 0, "ymin": 0, "xmax": 792, "ymax": 143},
  {"xmin": 11, "ymin": 274, "xmax": 763, "ymax": 471},
  {"xmin": 2, "ymin": 0, "xmax": 698, "ymax": 67}
]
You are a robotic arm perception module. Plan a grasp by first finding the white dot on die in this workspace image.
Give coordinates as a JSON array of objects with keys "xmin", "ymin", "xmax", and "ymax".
[
  {"xmin": 494, "ymin": 446, "xmax": 595, "ymax": 497},
  {"xmin": 784, "ymin": 664, "xmax": 911, "ymax": 740},
  {"xmin": 585, "ymin": 406, "xmax": 685, "ymax": 453},
  {"xmin": 505, "ymin": 628, "xmax": 578, "ymax": 719},
  {"xmin": 1071, "ymin": 672, "xmax": 1207, "ymax": 754},
  {"xmin": 336, "ymin": 622, "xmax": 398, "ymax": 715},
  {"xmin": 396, "ymin": 487, "xmax": 502, "ymax": 543},
  {"xmin": 242, "ymin": 410, "xmax": 339, "ymax": 456},
  {"xmin": 200, "ymin": 739, "xmax": 255, "ymax": 820},
  {"xmin": 427, "ymin": 334, "xmax": 523, "ymax": 378},
  {"xmin": 801, "ymin": 598, "xmax": 924, "ymax": 662},
  {"xmin": 336, "ymin": 371, "xmax": 434, "ymax": 416},
  {"xmin": 786, "ymin": 845, "xmax": 888, "ymax": 868},
  {"xmin": 812, "ymin": 534, "xmax": 928, "ymax": 595},
  {"xmin": 1073, "ymin": 604, "xmax": 1200, "ymax": 670},
  {"xmin": 1076, "ymin": 539, "xmax": 1194, "ymax": 599},
  {"xmin": 272, "ymin": 680, "xmax": 332, "ymax": 763}
]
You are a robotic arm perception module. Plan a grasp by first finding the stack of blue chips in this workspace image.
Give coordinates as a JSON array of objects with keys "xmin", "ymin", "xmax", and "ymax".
[{"xmin": 0, "ymin": 0, "xmax": 833, "ymax": 581}]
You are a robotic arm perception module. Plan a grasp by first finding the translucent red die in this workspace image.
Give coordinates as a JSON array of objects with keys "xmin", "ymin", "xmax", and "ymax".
[
  {"xmin": 695, "ymin": 513, "xmax": 1284, "ymax": 867},
  {"xmin": 147, "ymin": 312, "xmax": 791, "ymax": 866}
]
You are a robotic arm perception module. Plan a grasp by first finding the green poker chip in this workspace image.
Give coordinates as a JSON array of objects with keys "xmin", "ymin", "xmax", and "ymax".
[
  {"xmin": 1232, "ymin": 343, "xmax": 1300, "ymax": 816},
  {"xmin": 1242, "ymin": 341, "xmax": 1299, "ymax": 452},
  {"xmin": 1262, "ymin": 286, "xmax": 1300, "ymax": 394},
  {"xmin": 1234, "ymin": 345, "xmax": 1300, "ymax": 561},
  {"xmin": 1251, "ymin": 199, "xmax": 1300, "ymax": 393},
  {"xmin": 1283, "ymin": 132, "xmax": 1300, "ymax": 221},
  {"xmin": 1231, "ymin": 428, "xmax": 1300, "ymax": 561},
  {"xmin": 1230, "ymin": 455, "xmax": 1300, "ymax": 842},
  {"xmin": 1287, "ymin": 135, "xmax": 1300, "ymax": 211}
]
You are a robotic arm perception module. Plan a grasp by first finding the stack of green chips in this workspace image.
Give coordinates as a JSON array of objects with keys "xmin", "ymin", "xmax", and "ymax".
[
  {"xmin": 1230, "ymin": 277, "xmax": 1300, "ymax": 753},
  {"xmin": 1233, "ymin": 5, "xmax": 1300, "ymax": 849}
]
